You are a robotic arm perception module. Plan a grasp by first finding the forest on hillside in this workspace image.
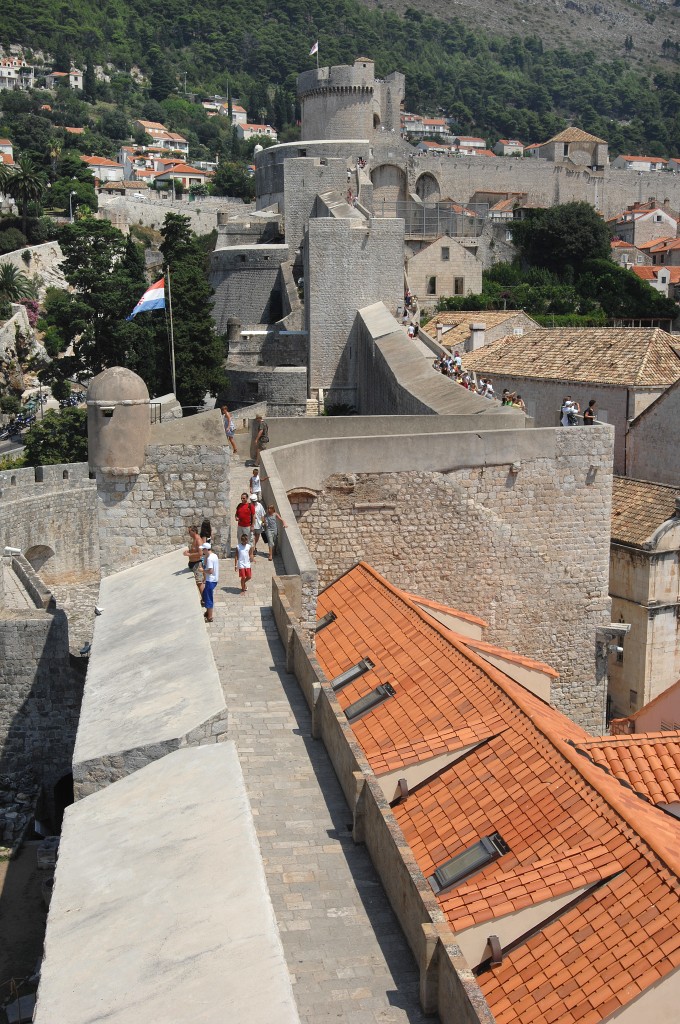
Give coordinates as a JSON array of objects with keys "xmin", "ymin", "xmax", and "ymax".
[{"xmin": 2, "ymin": 0, "xmax": 680, "ymax": 155}]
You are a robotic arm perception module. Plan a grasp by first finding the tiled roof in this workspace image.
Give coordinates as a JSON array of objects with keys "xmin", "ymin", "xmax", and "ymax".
[
  {"xmin": 617, "ymin": 154, "xmax": 667, "ymax": 163},
  {"xmin": 155, "ymin": 163, "xmax": 209, "ymax": 176},
  {"xmin": 315, "ymin": 562, "xmax": 680, "ymax": 1024},
  {"xmin": 81, "ymin": 155, "xmax": 123, "ymax": 168},
  {"xmin": 463, "ymin": 327, "xmax": 680, "ymax": 387},
  {"xmin": 420, "ymin": 310, "xmax": 536, "ymax": 344},
  {"xmin": 610, "ymin": 476, "xmax": 679, "ymax": 547},
  {"xmin": 546, "ymin": 127, "xmax": 607, "ymax": 145},
  {"xmin": 633, "ymin": 265, "xmax": 680, "ymax": 284},
  {"xmin": 574, "ymin": 733, "xmax": 680, "ymax": 806}
]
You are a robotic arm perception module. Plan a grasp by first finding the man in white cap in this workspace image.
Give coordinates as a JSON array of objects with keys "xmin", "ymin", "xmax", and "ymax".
[{"xmin": 250, "ymin": 494, "xmax": 266, "ymax": 556}]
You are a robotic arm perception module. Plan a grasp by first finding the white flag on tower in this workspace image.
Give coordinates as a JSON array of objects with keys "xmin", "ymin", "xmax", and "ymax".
[{"xmin": 309, "ymin": 41, "xmax": 319, "ymax": 56}]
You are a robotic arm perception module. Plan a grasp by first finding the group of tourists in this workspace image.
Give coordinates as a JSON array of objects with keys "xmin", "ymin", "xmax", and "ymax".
[
  {"xmin": 220, "ymin": 407, "xmax": 270, "ymax": 464},
  {"xmin": 432, "ymin": 353, "xmax": 497, "ymax": 399},
  {"xmin": 561, "ymin": 397, "xmax": 597, "ymax": 426},
  {"xmin": 183, "ymin": 467, "xmax": 288, "ymax": 619}
]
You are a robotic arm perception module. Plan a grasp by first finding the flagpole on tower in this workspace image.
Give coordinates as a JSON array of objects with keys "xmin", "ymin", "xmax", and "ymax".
[{"xmin": 166, "ymin": 267, "xmax": 177, "ymax": 399}]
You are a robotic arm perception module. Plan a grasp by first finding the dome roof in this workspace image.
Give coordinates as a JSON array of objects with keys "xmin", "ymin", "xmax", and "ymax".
[{"xmin": 87, "ymin": 367, "xmax": 149, "ymax": 403}]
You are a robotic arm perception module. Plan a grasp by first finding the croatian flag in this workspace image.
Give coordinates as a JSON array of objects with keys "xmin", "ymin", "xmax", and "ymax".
[
  {"xmin": 309, "ymin": 41, "xmax": 318, "ymax": 56},
  {"xmin": 127, "ymin": 278, "xmax": 165, "ymax": 320}
]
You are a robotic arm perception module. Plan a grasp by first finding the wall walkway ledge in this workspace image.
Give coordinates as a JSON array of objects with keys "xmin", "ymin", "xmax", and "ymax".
[
  {"xmin": 72, "ymin": 549, "xmax": 228, "ymax": 797},
  {"xmin": 35, "ymin": 744, "xmax": 300, "ymax": 1024},
  {"xmin": 270, "ymin": 577, "xmax": 496, "ymax": 1024}
]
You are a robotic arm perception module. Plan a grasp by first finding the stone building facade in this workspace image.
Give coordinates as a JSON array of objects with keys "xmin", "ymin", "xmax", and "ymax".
[
  {"xmin": 405, "ymin": 235, "xmax": 483, "ymax": 304},
  {"xmin": 627, "ymin": 378, "xmax": 680, "ymax": 486}
]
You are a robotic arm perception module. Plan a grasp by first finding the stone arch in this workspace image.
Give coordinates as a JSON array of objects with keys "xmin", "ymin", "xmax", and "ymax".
[
  {"xmin": 370, "ymin": 163, "xmax": 407, "ymax": 211},
  {"xmin": 415, "ymin": 172, "xmax": 441, "ymax": 203},
  {"xmin": 25, "ymin": 543, "xmax": 56, "ymax": 576},
  {"xmin": 373, "ymin": 113, "xmax": 381, "ymax": 129},
  {"xmin": 286, "ymin": 488, "xmax": 318, "ymax": 519}
]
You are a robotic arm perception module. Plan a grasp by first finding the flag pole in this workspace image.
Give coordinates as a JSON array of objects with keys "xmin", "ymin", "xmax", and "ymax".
[
  {"xmin": 166, "ymin": 267, "xmax": 177, "ymax": 399},
  {"xmin": 316, "ymin": 45, "xmax": 319, "ymax": 70}
]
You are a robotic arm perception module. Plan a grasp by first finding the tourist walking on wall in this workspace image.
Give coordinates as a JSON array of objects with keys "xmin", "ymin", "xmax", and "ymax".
[
  {"xmin": 583, "ymin": 399, "xmax": 597, "ymax": 425},
  {"xmin": 249, "ymin": 467, "xmax": 267, "ymax": 500},
  {"xmin": 254, "ymin": 414, "xmax": 269, "ymax": 465},
  {"xmin": 220, "ymin": 405, "xmax": 238, "ymax": 456},
  {"xmin": 183, "ymin": 525, "xmax": 205, "ymax": 601},
  {"xmin": 251, "ymin": 495, "xmax": 266, "ymax": 555},
  {"xmin": 203, "ymin": 547, "xmax": 219, "ymax": 622},
  {"xmin": 235, "ymin": 493, "xmax": 255, "ymax": 545},
  {"xmin": 235, "ymin": 533, "xmax": 253, "ymax": 593},
  {"xmin": 263, "ymin": 505, "xmax": 287, "ymax": 561}
]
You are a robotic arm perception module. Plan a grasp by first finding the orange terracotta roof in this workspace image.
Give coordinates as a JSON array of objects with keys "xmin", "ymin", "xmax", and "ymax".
[
  {"xmin": 420, "ymin": 310, "xmax": 537, "ymax": 345},
  {"xmin": 546, "ymin": 126, "xmax": 607, "ymax": 145},
  {"xmin": 439, "ymin": 840, "xmax": 622, "ymax": 925},
  {"xmin": 463, "ymin": 327, "xmax": 680, "ymax": 387},
  {"xmin": 633, "ymin": 265, "xmax": 680, "ymax": 284},
  {"xmin": 81, "ymin": 155, "xmax": 123, "ymax": 168},
  {"xmin": 574, "ymin": 732, "xmax": 680, "ymax": 806},
  {"xmin": 315, "ymin": 562, "xmax": 680, "ymax": 1024},
  {"xmin": 610, "ymin": 476, "xmax": 679, "ymax": 547}
]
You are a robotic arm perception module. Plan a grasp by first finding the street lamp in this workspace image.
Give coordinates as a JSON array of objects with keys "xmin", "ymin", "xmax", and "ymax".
[{"xmin": 69, "ymin": 190, "xmax": 77, "ymax": 223}]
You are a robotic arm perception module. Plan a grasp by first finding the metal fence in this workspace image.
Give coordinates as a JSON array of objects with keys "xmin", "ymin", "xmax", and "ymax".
[{"xmin": 374, "ymin": 200, "xmax": 490, "ymax": 239}]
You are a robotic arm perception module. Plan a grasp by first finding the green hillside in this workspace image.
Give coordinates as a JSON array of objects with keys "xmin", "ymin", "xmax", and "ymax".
[{"xmin": 2, "ymin": 0, "xmax": 680, "ymax": 153}]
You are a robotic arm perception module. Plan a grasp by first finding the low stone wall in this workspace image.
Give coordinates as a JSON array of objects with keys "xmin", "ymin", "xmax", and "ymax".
[
  {"xmin": 271, "ymin": 578, "xmax": 495, "ymax": 1024},
  {"xmin": 11, "ymin": 552, "xmax": 52, "ymax": 608},
  {"xmin": 98, "ymin": 194, "xmax": 247, "ymax": 236},
  {"xmin": 224, "ymin": 366, "xmax": 308, "ymax": 418}
]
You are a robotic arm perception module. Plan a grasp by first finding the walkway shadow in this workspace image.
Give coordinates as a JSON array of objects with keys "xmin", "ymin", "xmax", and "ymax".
[{"xmin": 258, "ymin": 609, "xmax": 436, "ymax": 1024}]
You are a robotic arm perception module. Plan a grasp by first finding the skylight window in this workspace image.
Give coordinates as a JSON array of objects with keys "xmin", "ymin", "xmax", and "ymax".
[
  {"xmin": 331, "ymin": 657, "xmax": 375, "ymax": 692},
  {"xmin": 345, "ymin": 683, "xmax": 396, "ymax": 722},
  {"xmin": 315, "ymin": 611, "xmax": 337, "ymax": 633},
  {"xmin": 429, "ymin": 833, "xmax": 510, "ymax": 895}
]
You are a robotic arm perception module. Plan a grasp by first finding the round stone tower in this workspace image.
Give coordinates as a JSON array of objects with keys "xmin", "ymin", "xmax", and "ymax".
[
  {"xmin": 87, "ymin": 367, "xmax": 150, "ymax": 474},
  {"xmin": 297, "ymin": 58, "xmax": 378, "ymax": 142}
]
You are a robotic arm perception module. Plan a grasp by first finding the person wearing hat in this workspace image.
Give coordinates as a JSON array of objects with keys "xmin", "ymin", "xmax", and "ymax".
[{"xmin": 250, "ymin": 494, "xmax": 266, "ymax": 556}]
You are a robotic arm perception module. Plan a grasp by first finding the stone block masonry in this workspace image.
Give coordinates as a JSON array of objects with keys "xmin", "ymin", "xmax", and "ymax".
[
  {"xmin": 0, "ymin": 463, "xmax": 98, "ymax": 584},
  {"xmin": 305, "ymin": 217, "xmax": 404, "ymax": 403},
  {"xmin": 96, "ymin": 442, "xmax": 230, "ymax": 575},
  {"xmin": 293, "ymin": 427, "xmax": 613, "ymax": 733}
]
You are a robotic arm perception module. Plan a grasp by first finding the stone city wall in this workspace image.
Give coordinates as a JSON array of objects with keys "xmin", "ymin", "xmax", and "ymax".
[
  {"xmin": 305, "ymin": 217, "xmax": 404, "ymax": 403},
  {"xmin": 0, "ymin": 463, "xmax": 99, "ymax": 584},
  {"xmin": 224, "ymin": 366, "xmax": 308, "ymax": 418},
  {"xmin": 210, "ymin": 244, "xmax": 290, "ymax": 330},
  {"xmin": 0, "ymin": 606, "xmax": 83, "ymax": 845},
  {"xmin": 98, "ymin": 195, "xmax": 247, "ymax": 236},
  {"xmin": 406, "ymin": 156, "xmax": 680, "ymax": 221},
  {"xmin": 282, "ymin": 427, "xmax": 612, "ymax": 733},
  {"xmin": 283, "ymin": 156, "xmax": 348, "ymax": 254},
  {"xmin": 96, "ymin": 442, "xmax": 230, "ymax": 574},
  {"xmin": 256, "ymin": 140, "xmax": 370, "ymax": 211}
]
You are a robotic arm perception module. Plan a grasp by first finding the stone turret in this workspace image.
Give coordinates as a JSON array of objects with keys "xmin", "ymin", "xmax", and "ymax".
[
  {"xmin": 87, "ymin": 367, "xmax": 150, "ymax": 474},
  {"xmin": 297, "ymin": 58, "xmax": 404, "ymax": 142}
]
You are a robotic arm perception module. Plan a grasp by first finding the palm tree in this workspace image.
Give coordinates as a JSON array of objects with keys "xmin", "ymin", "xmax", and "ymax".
[
  {"xmin": 4, "ymin": 155, "xmax": 47, "ymax": 236},
  {"xmin": 0, "ymin": 263, "xmax": 32, "ymax": 307}
]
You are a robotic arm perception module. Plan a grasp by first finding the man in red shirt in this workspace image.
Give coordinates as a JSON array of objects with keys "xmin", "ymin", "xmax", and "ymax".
[{"xmin": 235, "ymin": 492, "xmax": 255, "ymax": 545}]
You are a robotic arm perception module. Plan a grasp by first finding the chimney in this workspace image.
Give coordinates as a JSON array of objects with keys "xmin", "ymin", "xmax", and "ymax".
[
  {"xmin": 436, "ymin": 322, "xmax": 443, "ymax": 344},
  {"xmin": 470, "ymin": 322, "xmax": 486, "ymax": 351}
]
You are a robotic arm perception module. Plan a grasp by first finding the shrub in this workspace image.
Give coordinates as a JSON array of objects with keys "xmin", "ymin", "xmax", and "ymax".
[{"xmin": 0, "ymin": 227, "xmax": 29, "ymax": 255}]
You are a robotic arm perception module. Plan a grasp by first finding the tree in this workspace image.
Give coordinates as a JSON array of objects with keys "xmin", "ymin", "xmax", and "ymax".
[
  {"xmin": 22, "ymin": 408, "xmax": 88, "ymax": 467},
  {"xmin": 159, "ymin": 213, "xmax": 227, "ymax": 407},
  {"xmin": 212, "ymin": 161, "xmax": 255, "ymax": 201},
  {"xmin": 510, "ymin": 202, "xmax": 611, "ymax": 275},
  {"xmin": 0, "ymin": 263, "xmax": 32, "ymax": 304},
  {"xmin": 4, "ymin": 155, "xmax": 48, "ymax": 236}
]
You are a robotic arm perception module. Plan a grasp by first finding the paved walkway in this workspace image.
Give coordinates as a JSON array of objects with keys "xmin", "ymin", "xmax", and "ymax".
[{"xmin": 208, "ymin": 460, "xmax": 434, "ymax": 1023}]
